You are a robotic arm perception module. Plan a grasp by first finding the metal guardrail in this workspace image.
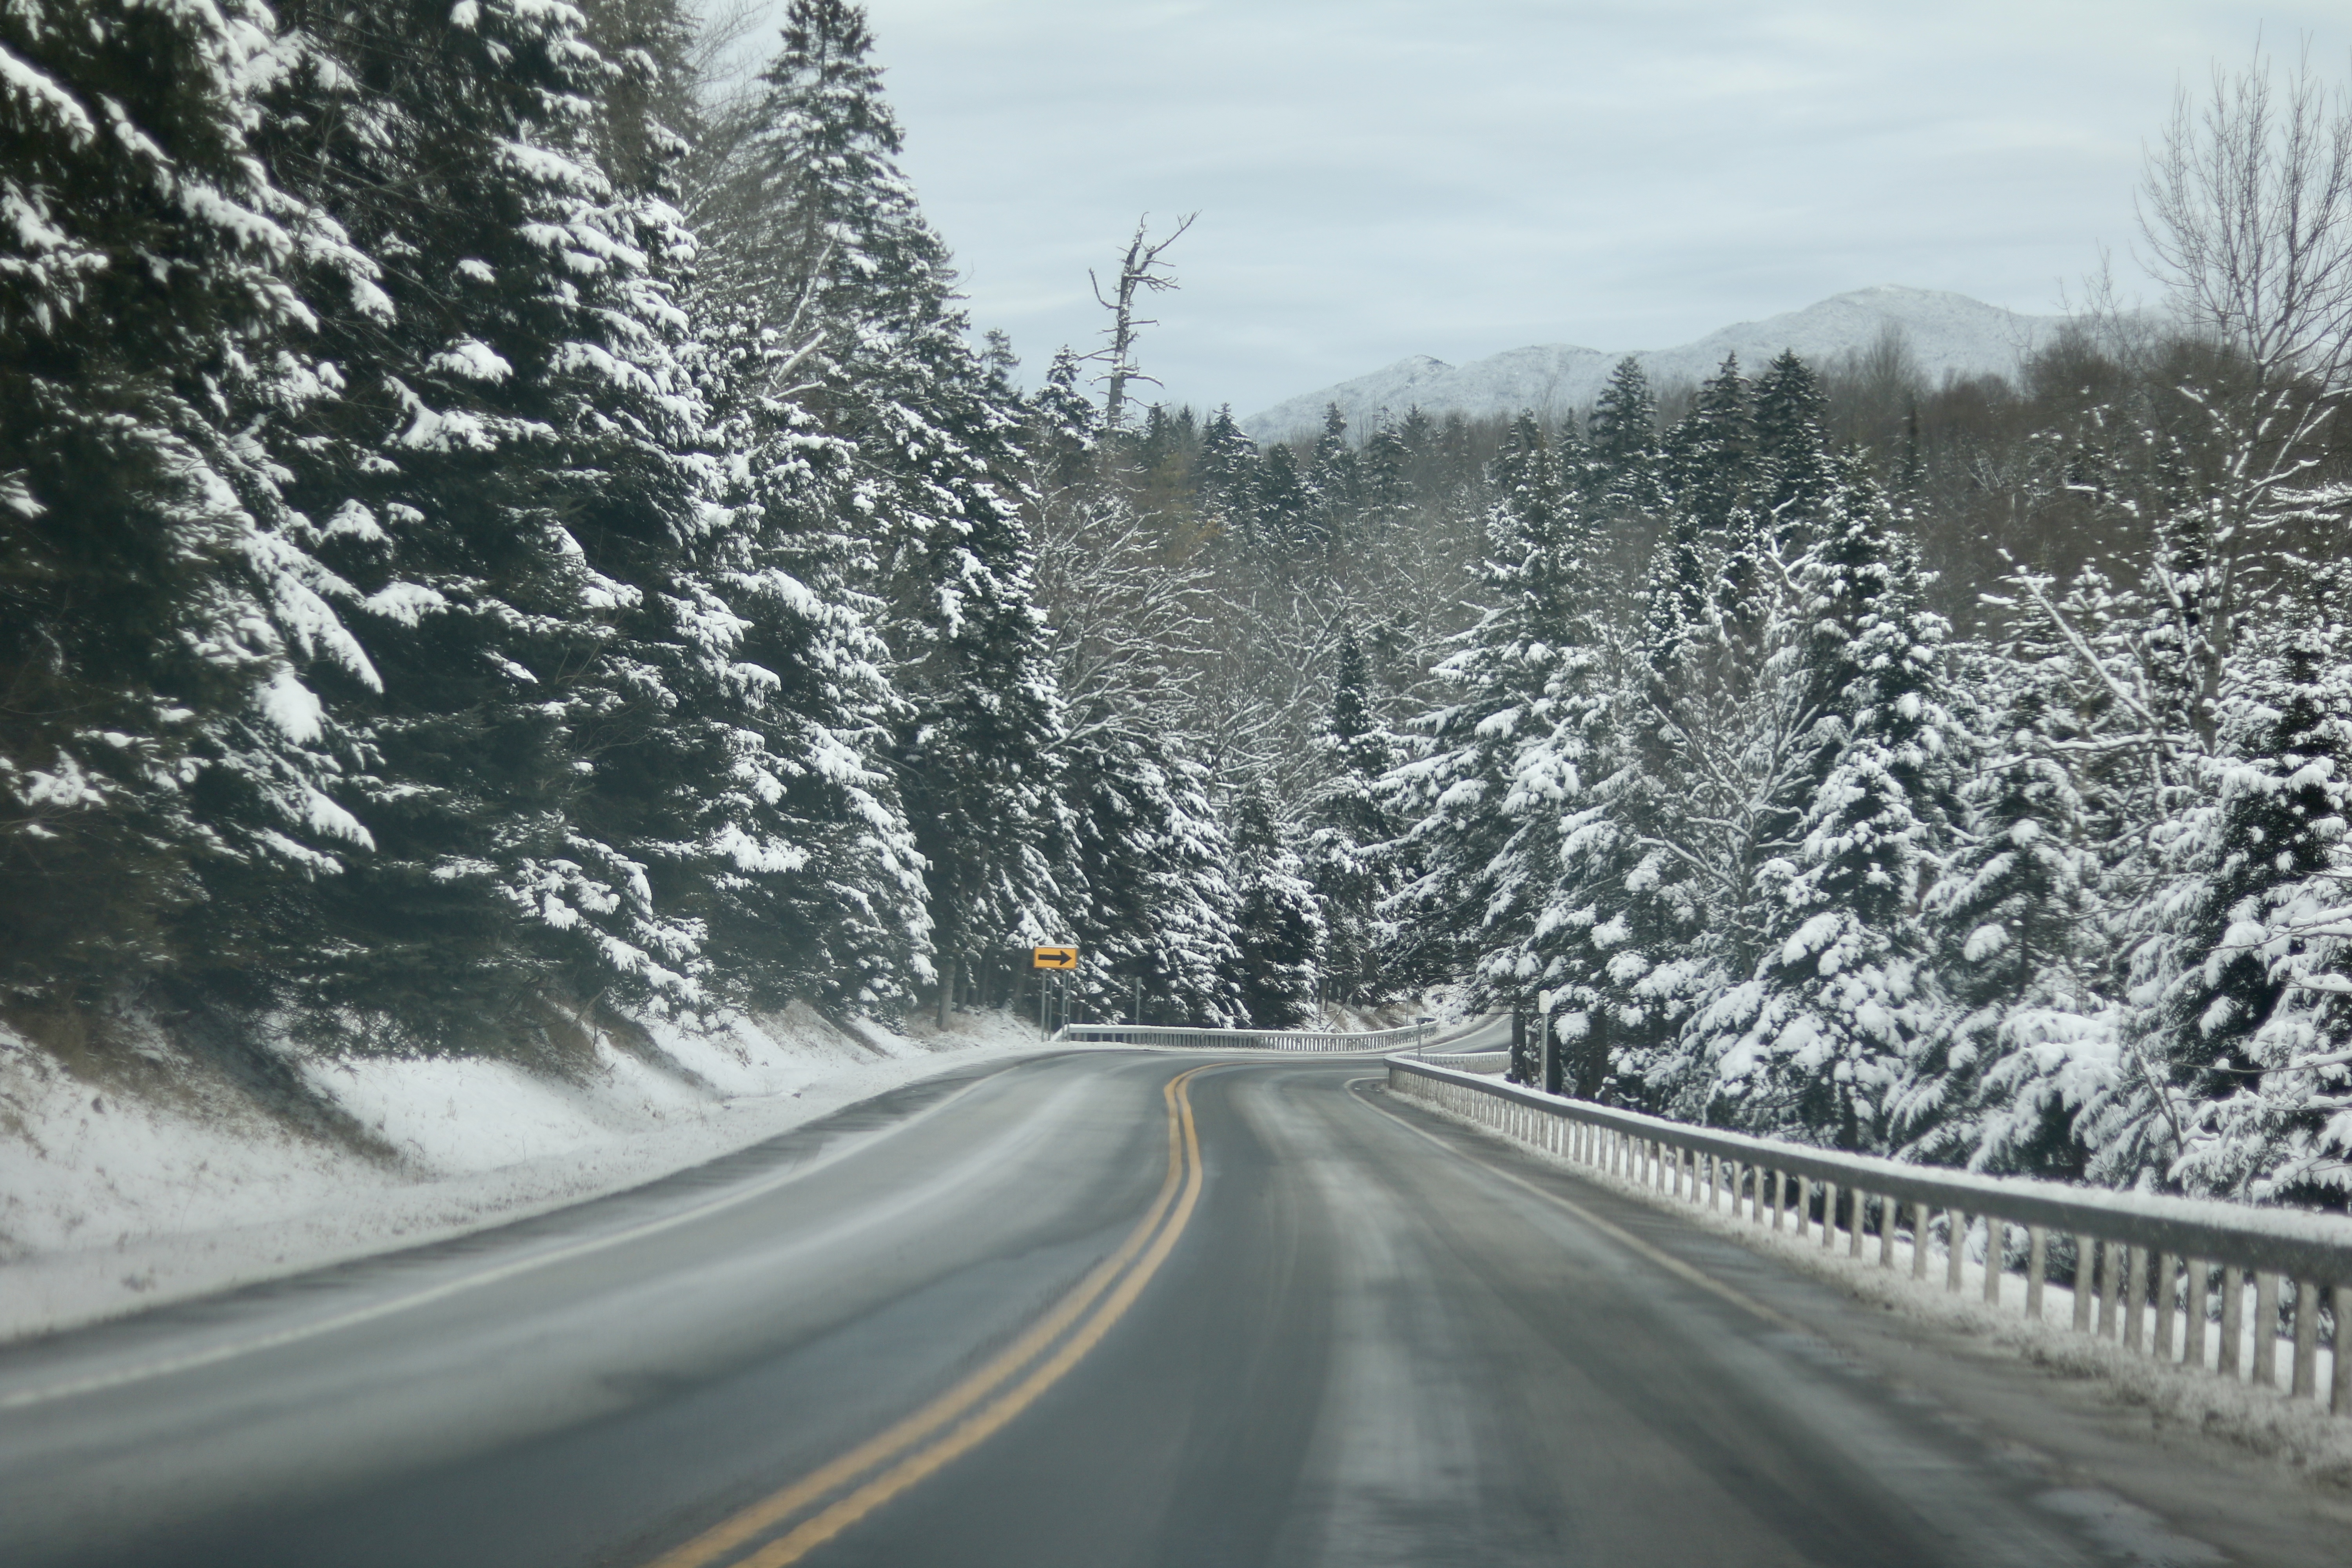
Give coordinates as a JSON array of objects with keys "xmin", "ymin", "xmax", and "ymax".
[
  {"xmin": 1056, "ymin": 1022, "xmax": 1430, "ymax": 1053},
  {"xmin": 1422, "ymin": 1049, "xmax": 1510, "ymax": 1074},
  {"xmin": 1388, "ymin": 1056, "xmax": 2352, "ymax": 1417}
]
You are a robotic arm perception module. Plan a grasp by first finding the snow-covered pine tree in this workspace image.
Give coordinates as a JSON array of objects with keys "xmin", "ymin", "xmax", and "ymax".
[
  {"xmin": 1588, "ymin": 357, "xmax": 1660, "ymax": 495},
  {"xmin": 1699, "ymin": 467, "xmax": 1958, "ymax": 1147},
  {"xmin": 1306, "ymin": 624, "xmax": 1401, "ymax": 1007},
  {"xmin": 1227, "ymin": 782, "xmax": 1325, "ymax": 1028},
  {"xmin": 1578, "ymin": 353, "xmax": 1667, "ymax": 612},
  {"xmin": 1305, "ymin": 403, "xmax": 1360, "ymax": 549},
  {"xmin": 1062, "ymin": 731, "xmax": 1243, "ymax": 1025},
  {"xmin": 1470, "ymin": 423, "xmax": 1639, "ymax": 1098},
  {"xmin": 0, "ymin": 0, "xmax": 378, "ymax": 1013},
  {"xmin": 1250, "ymin": 441, "xmax": 1314, "ymax": 552},
  {"xmin": 1388, "ymin": 414, "xmax": 1577, "ymax": 1014},
  {"xmin": 1642, "ymin": 356, "xmax": 1753, "ymax": 667},
  {"xmin": 1587, "ymin": 358, "xmax": 1784, "ymax": 1106},
  {"xmin": 1751, "ymin": 348, "xmax": 1837, "ymax": 535},
  {"xmin": 1358, "ymin": 417, "xmax": 1416, "ymax": 537},
  {"xmin": 1029, "ymin": 347, "xmax": 1101, "ymax": 494},
  {"xmin": 1191, "ymin": 405, "xmax": 1256, "ymax": 532},
  {"xmin": 684, "ymin": 396, "xmax": 931, "ymax": 1016},
  {"xmin": 2107, "ymin": 593, "xmax": 2352, "ymax": 1204},
  {"xmin": 1026, "ymin": 361, "xmax": 1243, "ymax": 1027},
  {"xmin": 730, "ymin": 0, "xmax": 1068, "ymax": 1008},
  {"xmin": 599, "ymin": 0, "xmax": 929, "ymax": 1018},
  {"xmin": 1597, "ymin": 485, "xmax": 1806, "ymax": 1114},
  {"xmin": 1663, "ymin": 353, "xmax": 1754, "ymax": 536},
  {"xmin": 1898, "ymin": 628, "xmax": 2105, "ymax": 1173},
  {"xmin": 253, "ymin": 0, "xmax": 725, "ymax": 1046}
]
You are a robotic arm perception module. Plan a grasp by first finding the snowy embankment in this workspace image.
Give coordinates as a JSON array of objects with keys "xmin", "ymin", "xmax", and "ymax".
[{"xmin": 0, "ymin": 1005, "xmax": 1050, "ymax": 1344}]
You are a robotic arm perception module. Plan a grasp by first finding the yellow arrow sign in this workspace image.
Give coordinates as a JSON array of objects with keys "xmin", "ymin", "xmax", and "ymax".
[{"xmin": 1032, "ymin": 945, "xmax": 1079, "ymax": 970}]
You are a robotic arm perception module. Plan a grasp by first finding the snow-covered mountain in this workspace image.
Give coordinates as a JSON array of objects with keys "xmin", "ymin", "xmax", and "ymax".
[{"xmin": 1240, "ymin": 286, "xmax": 2063, "ymax": 442}]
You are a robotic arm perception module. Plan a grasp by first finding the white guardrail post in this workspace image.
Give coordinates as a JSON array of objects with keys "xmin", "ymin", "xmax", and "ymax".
[{"xmin": 1384, "ymin": 1056, "xmax": 2352, "ymax": 1419}]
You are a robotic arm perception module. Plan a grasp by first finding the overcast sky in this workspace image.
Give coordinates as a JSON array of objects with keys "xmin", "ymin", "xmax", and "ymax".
[{"xmin": 723, "ymin": 3, "xmax": 2351, "ymax": 418}]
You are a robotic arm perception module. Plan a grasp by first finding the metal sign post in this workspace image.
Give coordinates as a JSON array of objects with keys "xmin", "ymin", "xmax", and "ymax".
[{"xmin": 1033, "ymin": 945, "xmax": 1078, "ymax": 1038}]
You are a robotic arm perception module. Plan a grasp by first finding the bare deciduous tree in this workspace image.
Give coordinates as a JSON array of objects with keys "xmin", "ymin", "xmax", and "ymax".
[{"xmin": 2141, "ymin": 44, "xmax": 2352, "ymax": 389}]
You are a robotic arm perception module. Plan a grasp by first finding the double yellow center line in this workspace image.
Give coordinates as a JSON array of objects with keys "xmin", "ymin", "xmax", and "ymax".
[{"xmin": 643, "ymin": 1064, "xmax": 1214, "ymax": 1568}]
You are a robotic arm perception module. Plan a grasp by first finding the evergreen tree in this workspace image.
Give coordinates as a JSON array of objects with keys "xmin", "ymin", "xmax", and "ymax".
[
  {"xmin": 1191, "ymin": 404, "xmax": 1256, "ymax": 526},
  {"xmin": 243, "ymin": 0, "xmax": 737, "ymax": 1045},
  {"xmin": 1642, "ymin": 358, "xmax": 1755, "ymax": 669},
  {"xmin": 1588, "ymin": 358, "xmax": 1658, "ymax": 482},
  {"xmin": 1306, "ymin": 403, "xmax": 1359, "ymax": 545},
  {"xmin": 2113, "ymin": 599, "xmax": 2352, "ymax": 1203},
  {"xmin": 737, "ymin": 0, "xmax": 1067, "ymax": 1005},
  {"xmin": 1697, "ymin": 475, "xmax": 1958, "ymax": 1147},
  {"xmin": 1029, "ymin": 347, "xmax": 1099, "ymax": 492},
  {"xmin": 1307, "ymin": 625, "xmax": 1400, "ymax": 1005},
  {"xmin": 1898, "ymin": 634, "xmax": 2103, "ymax": 1172},
  {"xmin": 0, "ymin": 0, "xmax": 377, "ymax": 1011},
  {"xmin": 1752, "ymin": 348, "xmax": 1837, "ymax": 531},
  {"xmin": 1662, "ymin": 354, "xmax": 1754, "ymax": 534},
  {"xmin": 1358, "ymin": 418, "xmax": 1416, "ymax": 534},
  {"xmin": 1472, "ymin": 437, "xmax": 1637, "ymax": 1099},
  {"xmin": 1251, "ymin": 441, "xmax": 1313, "ymax": 549},
  {"xmin": 1227, "ymin": 783, "xmax": 1324, "ymax": 1028},
  {"xmin": 1063, "ymin": 727, "xmax": 1243, "ymax": 1025},
  {"xmin": 1389, "ymin": 414, "xmax": 1580, "ymax": 1010}
]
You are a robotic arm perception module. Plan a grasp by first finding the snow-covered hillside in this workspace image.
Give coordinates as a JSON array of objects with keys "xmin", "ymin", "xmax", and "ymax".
[{"xmin": 1241, "ymin": 285, "xmax": 2062, "ymax": 441}]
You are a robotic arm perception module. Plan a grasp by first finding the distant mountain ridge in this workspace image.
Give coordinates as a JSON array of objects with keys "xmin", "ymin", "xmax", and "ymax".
[{"xmin": 1240, "ymin": 286, "xmax": 2063, "ymax": 442}]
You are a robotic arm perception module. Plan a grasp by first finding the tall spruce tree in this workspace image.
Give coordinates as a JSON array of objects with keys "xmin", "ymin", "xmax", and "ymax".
[
  {"xmin": 1390, "ymin": 414, "xmax": 1577, "ymax": 1009},
  {"xmin": 244, "ymin": 0, "xmax": 734, "ymax": 1048},
  {"xmin": 1306, "ymin": 624, "xmax": 1399, "ymax": 1006},
  {"xmin": 1228, "ymin": 782, "xmax": 1323, "ymax": 1028},
  {"xmin": 1305, "ymin": 403, "xmax": 1359, "ymax": 548},
  {"xmin": 1900, "ymin": 633, "xmax": 2103, "ymax": 1173},
  {"xmin": 1063, "ymin": 732, "xmax": 1243, "ymax": 1025},
  {"xmin": 1698, "ymin": 472, "xmax": 1958, "ymax": 1146},
  {"xmin": 622, "ymin": 0, "xmax": 930, "ymax": 1018},
  {"xmin": 1643, "ymin": 356, "xmax": 1755, "ymax": 668},
  {"xmin": 1752, "ymin": 348, "xmax": 1837, "ymax": 532},
  {"xmin": 0, "ymin": 0, "xmax": 378, "ymax": 1013},
  {"xmin": 1663, "ymin": 354, "xmax": 1755, "ymax": 535},
  {"xmin": 2109, "ymin": 598, "xmax": 2352, "ymax": 1203},
  {"xmin": 733, "ymin": 0, "xmax": 1067, "ymax": 1007}
]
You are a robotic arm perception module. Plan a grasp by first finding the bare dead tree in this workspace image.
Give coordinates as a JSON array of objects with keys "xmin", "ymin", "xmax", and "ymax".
[{"xmin": 1089, "ymin": 213, "xmax": 1197, "ymax": 432}]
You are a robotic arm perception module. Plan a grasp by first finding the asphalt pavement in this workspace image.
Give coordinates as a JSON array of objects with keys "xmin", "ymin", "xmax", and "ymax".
[{"xmin": 4, "ymin": 1049, "xmax": 2345, "ymax": 1567}]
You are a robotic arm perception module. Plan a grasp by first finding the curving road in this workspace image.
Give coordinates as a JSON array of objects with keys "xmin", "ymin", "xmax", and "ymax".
[{"xmin": 3, "ymin": 1049, "xmax": 2343, "ymax": 1567}]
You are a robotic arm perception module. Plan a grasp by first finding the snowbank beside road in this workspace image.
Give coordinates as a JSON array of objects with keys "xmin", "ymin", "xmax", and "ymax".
[{"xmin": 0, "ymin": 1005, "xmax": 1049, "ymax": 1344}]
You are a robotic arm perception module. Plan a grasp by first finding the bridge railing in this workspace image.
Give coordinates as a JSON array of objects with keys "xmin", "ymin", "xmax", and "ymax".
[
  {"xmin": 1056, "ymin": 1022, "xmax": 1429, "ymax": 1053},
  {"xmin": 1388, "ymin": 1055, "xmax": 2352, "ymax": 1419}
]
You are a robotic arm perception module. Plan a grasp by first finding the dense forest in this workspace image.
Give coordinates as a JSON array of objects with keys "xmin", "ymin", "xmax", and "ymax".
[{"xmin": 4, "ymin": 2, "xmax": 2349, "ymax": 1207}]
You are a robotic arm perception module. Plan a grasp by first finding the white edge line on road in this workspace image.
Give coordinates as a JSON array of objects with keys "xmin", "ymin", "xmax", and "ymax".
[
  {"xmin": 1347, "ymin": 1076, "xmax": 1814, "ymax": 1338},
  {"xmin": 1, "ymin": 1059, "xmax": 1040, "ymax": 1412}
]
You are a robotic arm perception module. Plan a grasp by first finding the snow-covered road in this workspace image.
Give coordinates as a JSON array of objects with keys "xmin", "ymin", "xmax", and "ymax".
[{"xmin": 4, "ymin": 1050, "xmax": 2347, "ymax": 1566}]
